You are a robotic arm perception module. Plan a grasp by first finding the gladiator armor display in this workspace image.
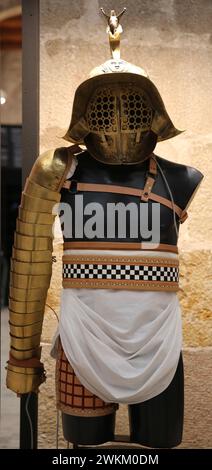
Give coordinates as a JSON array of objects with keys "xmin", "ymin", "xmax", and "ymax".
[{"xmin": 6, "ymin": 8, "xmax": 203, "ymax": 448}]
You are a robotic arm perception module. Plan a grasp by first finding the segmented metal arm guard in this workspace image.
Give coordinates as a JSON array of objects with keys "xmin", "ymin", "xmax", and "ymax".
[{"xmin": 6, "ymin": 146, "xmax": 76, "ymax": 394}]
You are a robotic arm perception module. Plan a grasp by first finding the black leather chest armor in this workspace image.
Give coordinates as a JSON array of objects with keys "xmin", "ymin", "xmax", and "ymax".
[{"xmin": 60, "ymin": 152, "xmax": 180, "ymax": 246}]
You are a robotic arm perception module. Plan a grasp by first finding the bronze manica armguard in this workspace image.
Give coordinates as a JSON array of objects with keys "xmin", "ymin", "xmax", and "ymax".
[
  {"xmin": 10, "ymin": 347, "xmax": 41, "ymax": 361},
  {"xmin": 6, "ymin": 145, "xmax": 81, "ymax": 394},
  {"xmin": 6, "ymin": 364, "xmax": 46, "ymax": 394}
]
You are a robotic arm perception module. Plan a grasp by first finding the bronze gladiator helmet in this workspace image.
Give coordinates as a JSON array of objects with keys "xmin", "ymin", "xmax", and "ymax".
[{"xmin": 64, "ymin": 8, "xmax": 182, "ymax": 165}]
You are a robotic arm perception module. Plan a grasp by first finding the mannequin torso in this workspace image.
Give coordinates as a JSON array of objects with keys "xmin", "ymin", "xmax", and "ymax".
[
  {"xmin": 60, "ymin": 151, "xmax": 203, "ymax": 246},
  {"xmin": 59, "ymin": 150, "xmax": 203, "ymax": 447}
]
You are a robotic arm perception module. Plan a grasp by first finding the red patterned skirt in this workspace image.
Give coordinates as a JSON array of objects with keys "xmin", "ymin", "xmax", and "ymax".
[{"xmin": 56, "ymin": 339, "xmax": 118, "ymax": 417}]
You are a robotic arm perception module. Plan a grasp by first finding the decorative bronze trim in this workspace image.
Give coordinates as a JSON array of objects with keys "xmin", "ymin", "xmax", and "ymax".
[
  {"xmin": 63, "ymin": 254, "xmax": 179, "ymax": 266},
  {"xmin": 63, "ymin": 278, "xmax": 179, "ymax": 291}
]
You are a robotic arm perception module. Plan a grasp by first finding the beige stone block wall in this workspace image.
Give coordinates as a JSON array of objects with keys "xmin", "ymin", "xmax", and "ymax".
[{"xmin": 39, "ymin": 0, "xmax": 212, "ymax": 448}]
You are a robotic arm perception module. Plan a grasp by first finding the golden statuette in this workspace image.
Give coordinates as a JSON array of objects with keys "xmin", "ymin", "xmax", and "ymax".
[{"xmin": 100, "ymin": 7, "xmax": 127, "ymax": 59}]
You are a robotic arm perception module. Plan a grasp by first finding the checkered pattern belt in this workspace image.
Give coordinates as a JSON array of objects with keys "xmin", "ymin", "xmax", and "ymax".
[{"xmin": 62, "ymin": 255, "xmax": 179, "ymax": 291}]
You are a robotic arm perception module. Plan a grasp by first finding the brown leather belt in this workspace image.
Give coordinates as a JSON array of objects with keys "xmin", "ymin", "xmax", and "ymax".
[
  {"xmin": 63, "ymin": 241, "xmax": 178, "ymax": 254},
  {"xmin": 62, "ymin": 254, "xmax": 179, "ymax": 292}
]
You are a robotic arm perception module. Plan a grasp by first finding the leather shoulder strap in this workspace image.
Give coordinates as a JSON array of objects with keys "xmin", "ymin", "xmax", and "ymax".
[
  {"xmin": 63, "ymin": 180, "xmax": 187, "ymax": 222},
  {"xmin": 141, "ymin": 156, "xmax": 157, "ymax": 202}
]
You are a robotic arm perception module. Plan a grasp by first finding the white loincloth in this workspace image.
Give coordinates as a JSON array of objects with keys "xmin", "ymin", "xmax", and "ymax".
[{"xmin": 51, "ymin": 249, "xmax": 182, "ymax": 404}]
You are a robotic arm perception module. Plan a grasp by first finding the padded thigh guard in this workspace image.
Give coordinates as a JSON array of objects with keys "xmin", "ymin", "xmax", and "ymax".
[{"xmin": 6, "ymin": 145, "xmax": 80, "ymax": 394}]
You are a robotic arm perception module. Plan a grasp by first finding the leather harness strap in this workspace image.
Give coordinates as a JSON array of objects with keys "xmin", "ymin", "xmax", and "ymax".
[
  {"xmin": 62, "ymin": 156, "xmax": 188, "ymax": 223},
  {"xmin": 63, "ymin": 181, "xmax": 187, "ymax": 221},
  {"xmin": 141, "ymin": 156, "xmax": 157, "ymax": 202}
]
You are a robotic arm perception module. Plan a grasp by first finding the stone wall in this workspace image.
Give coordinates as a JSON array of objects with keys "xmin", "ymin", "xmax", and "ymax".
[{"xmin": 39, "ymin": 0, "xmax": 212, "ymax": 448}]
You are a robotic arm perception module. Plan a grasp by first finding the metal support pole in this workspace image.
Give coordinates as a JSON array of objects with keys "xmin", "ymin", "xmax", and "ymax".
[
  {"xmin": 20, "ymin": 0, "xmax": 40, "ymax": 449},
  {"xmin": 20, "ymin": 393, "xmax": 38, "ymax": 449}
]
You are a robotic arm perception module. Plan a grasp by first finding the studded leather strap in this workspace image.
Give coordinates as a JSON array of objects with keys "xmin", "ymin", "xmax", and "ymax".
[{"xmin": 141, "ymin": 156, "xmax": 157, "ymax": 202}]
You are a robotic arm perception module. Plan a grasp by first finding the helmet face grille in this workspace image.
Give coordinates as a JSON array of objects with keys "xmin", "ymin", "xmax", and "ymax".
[
  {"xmin": 86, "ymin": 86, "xmax": 153, "ymax": 134},
  {"xmin": 121, "ymin": 89, "xmax": 152, "ymax": 131},
  {"xmin": 86, "ymin": 88, "xmax": 117, "ymax": 133}
]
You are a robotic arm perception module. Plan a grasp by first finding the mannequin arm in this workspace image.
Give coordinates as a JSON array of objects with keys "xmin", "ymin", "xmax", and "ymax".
[{"xmin": 6, "ymin": 146, "xmax": 76, "ymax": 394}]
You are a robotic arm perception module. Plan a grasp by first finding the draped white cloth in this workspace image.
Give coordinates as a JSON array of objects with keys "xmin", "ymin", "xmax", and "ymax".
[{"xmin": 51, "ymin": 250, "xmax": 182, "ymax": 404}]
